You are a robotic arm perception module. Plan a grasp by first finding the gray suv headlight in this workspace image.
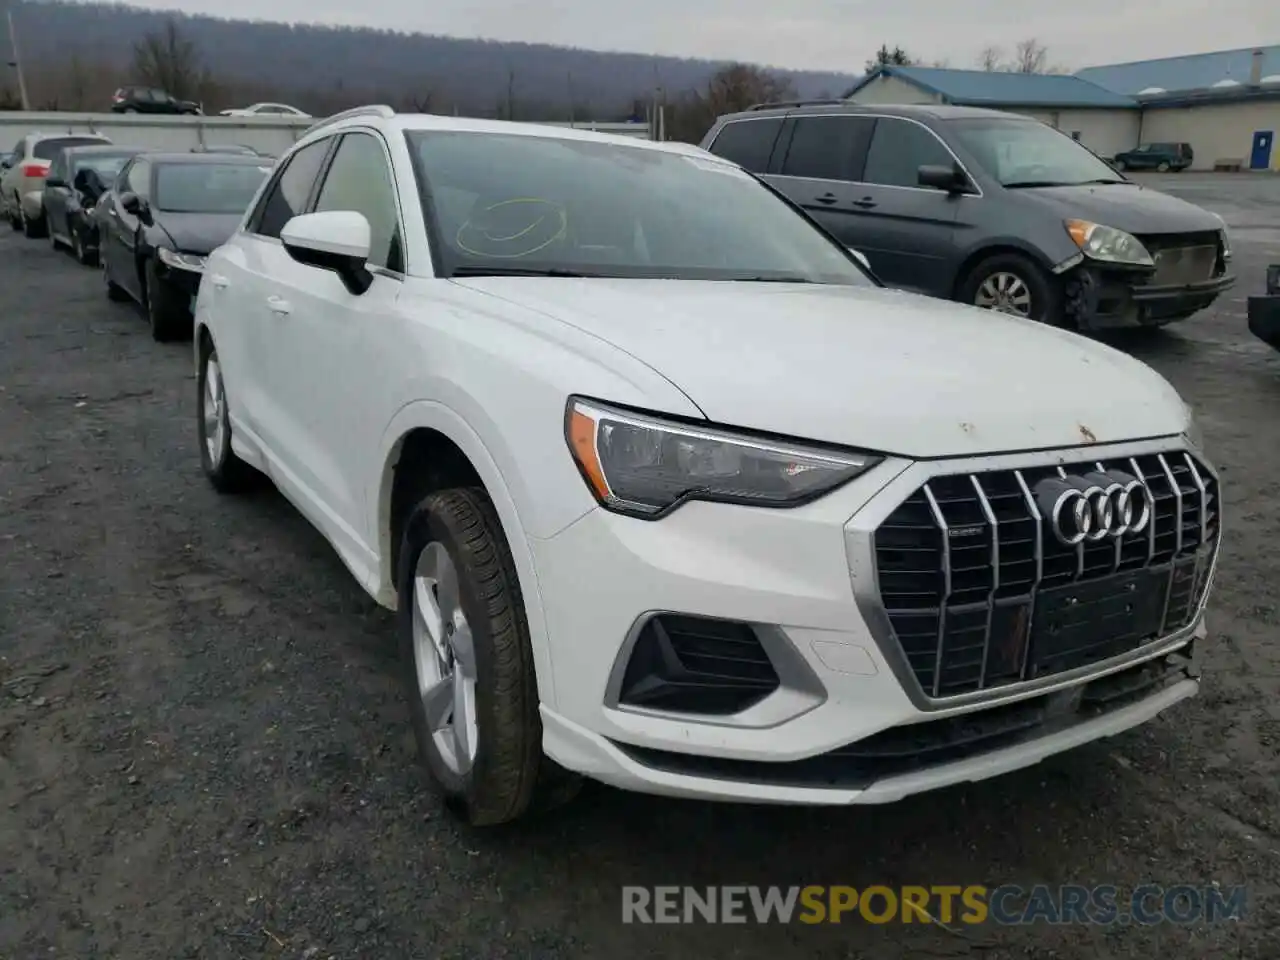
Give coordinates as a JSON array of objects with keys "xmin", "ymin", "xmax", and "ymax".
[{"xmin": 1065, "ymin": 219, "xmax": 1154, "ymax": 267}]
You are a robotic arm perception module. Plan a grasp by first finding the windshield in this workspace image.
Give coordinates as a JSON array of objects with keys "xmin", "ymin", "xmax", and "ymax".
[
  {"xmin": 153, "ymin": 162, "xmax": 271, "ymax": 214},
  {"xmin": 404, "ymin": 131, "xmax": 873, "ymax": 284},
  {"xmin": 34, "ymin": 137, "xmax": 107, "ymax": 161},
  {"xmin": 72, "ymin": 152, "xmax": 135, "ymax": 181},
  {"xmin": 946, "ymin": 118, "xmax": 1125, "ymax": 187}
]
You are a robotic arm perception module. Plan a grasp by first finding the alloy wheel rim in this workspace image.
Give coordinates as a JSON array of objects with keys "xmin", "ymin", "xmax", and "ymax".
[
  {"xmin": 203, "ymin": 358, "xmax": 227, "ymax": 465},
  {"xmin": 975, "ymin": 272, "xmax": 1033, "ymax": 317},
  {"xmin": 412, "ymin": 541, "xmax": 479, "ymax": 776}
]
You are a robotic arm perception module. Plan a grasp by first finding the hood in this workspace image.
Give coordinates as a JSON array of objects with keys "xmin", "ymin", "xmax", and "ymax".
[
  {"xmin": 455, "ymin": 278, "xmax": 1189, "ymax": 458},
  {"xmin": 1013, "ymin": 182, "xmax": 1222, "ymax": 236},
  {"xmin": 153, "ymin": 212, "xmax": 242, "ymax": 255}
]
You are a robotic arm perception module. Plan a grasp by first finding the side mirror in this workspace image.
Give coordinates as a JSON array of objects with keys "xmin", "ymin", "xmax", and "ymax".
[
  {"xmin": 120, "ymin": 191, "xmax": 152, "ymax": 223},
  {"xmin": 918, "ymin": 163, "xmax": 971, "ymax": 194},
  {"xmin": 280, "ymin": 210, "xmax": 374, "ymax": 295}
]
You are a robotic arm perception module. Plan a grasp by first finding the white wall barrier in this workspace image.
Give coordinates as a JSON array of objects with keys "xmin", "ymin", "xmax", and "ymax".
[{"xmin": 0, "ymin": 112, "xmax": 652, "ymax": 156}]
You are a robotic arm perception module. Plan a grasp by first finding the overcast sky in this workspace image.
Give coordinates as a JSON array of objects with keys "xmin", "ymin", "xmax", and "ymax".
[{"xmin": 115, "ymin": 0, "xmax": 1276, "ymax": 73}]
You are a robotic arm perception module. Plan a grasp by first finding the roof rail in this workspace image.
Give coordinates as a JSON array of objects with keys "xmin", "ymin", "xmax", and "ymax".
[
  {"xmin": 746, "ymin": 98, "xmax": 847, "ymax": 111},
  {"xmin": 302, "ymin": 104, "xmax": 396, "ymax": 137}
]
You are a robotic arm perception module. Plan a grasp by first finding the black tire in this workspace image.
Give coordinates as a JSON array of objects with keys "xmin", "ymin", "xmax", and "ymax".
[
  {"xmin": 73, "ymin": 227, "xmax": 96, "ymax": 266},
  {"xmin": 103, "ymin": 258, "xmax": 129, "ymax": 301},
  {"xmin": 959, "ymin": 252, "xmax": 1064, "ymax": 326},
  {"xmin": 1156, "ymin": 161, "xmax": 1171, "ymax": 173},
  {"xmin": 196, "ymin": 339, "xmax": 259, "ymax": 493},
  {"xmin": 123, "ymin": 107, "xmax": 138, "ymax": 114},
  {"xmin": 1116, "ymin": 160, "xmax": 1128, "ymax": 172},
  {"xmin": 397, "ymin": 488, "xmax": 580, "ymax": 826},
  {"xmin": 21, "ymin": 207, "xmax": 45, "ymax": 238},
  {"xmin": 145, "ymin": 258, "xmax": 189, "ymax": 342}
]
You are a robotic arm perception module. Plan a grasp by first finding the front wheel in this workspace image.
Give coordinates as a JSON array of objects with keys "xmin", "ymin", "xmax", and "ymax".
[
  {"xmin": 21, "ymin": 206, "xmax": 45, "ymax": 238},
  {"xmin": 73, "ymin": 226, "xmax": 96, "ymax": 266},
  {"xmin": 959, "ymin": 252, "xmax": 1064, "ymax": 326},
  {"xmin": 398, "ymin": 488, "xmax": 579, "ymax": 826},
  {"xmin": 1156, "ymin": 161, "xmax": 1171, "ymax": 173}
]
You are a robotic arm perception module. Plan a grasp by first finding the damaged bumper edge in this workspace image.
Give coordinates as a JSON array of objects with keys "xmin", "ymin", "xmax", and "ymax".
[{"xmin": 1065, "ymin": 263, "xmax": 1235, "ymax": 330}]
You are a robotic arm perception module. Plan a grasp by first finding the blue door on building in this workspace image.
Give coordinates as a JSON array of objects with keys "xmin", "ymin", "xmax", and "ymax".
[{"xmin": 1252, "ymin": 130, "xmax": 1275, "ymax": 170}]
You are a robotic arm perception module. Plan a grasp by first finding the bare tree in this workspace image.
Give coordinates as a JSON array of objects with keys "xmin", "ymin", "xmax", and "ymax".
[
  {"xmin": 131, "ymin": 18, "xmax": 207, "ymax": 100},
  {"xmin": 977, "ymin": 46, "xmax": 1004, "ymax": 71},
  {"xmin": 666, "ymin": 63, "xmax": 795, "ymax": 143},
  {"xmin": 65, "ymin": 54, "xmax": 90, "ymax": 110},
  {"xmin": 1011, "ymin": 38, "xmax": 1049, "ymax": 74}
]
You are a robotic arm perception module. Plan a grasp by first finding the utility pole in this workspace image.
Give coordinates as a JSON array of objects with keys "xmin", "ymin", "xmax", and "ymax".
[{"xmin": 4, "ymin": 4, "xmax": 30, "ymax": 110}]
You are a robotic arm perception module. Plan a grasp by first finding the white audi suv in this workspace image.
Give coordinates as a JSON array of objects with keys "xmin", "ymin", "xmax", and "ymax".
[{"xmin": 194, "ymin": 106, "xmax": 1219, "ymax": 825}]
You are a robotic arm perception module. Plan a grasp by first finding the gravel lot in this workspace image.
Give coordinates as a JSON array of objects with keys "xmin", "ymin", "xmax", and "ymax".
[{"xmin": 3, "ymin": 172, "xmax": 1280, "ymax": 959}]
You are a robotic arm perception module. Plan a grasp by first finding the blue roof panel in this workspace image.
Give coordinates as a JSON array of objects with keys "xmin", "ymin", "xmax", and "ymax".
[
  {"xmin": 857, "ymin": 66, "xmax": 1138, "ymax": 108},
  {"xmin": 1075, "ymin": 46, "xmax": 1280, "ymax": 95}
]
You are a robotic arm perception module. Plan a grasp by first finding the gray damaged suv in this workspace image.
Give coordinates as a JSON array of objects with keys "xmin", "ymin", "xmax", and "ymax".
[{"xmin": 701, "ymin": 102, "xmax": 1235, "ymax": 330}]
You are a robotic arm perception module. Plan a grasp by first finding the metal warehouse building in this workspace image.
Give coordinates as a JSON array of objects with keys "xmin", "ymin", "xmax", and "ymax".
[{"xmin": 846, "ymin": 45, "xmax": 1280, "ymax": 172}]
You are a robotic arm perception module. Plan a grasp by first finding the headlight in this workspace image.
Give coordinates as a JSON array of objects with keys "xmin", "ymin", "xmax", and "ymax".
[
  {"xmin": 565, "ymin": 398, "xmax": 882, "ymax": 519},
  {"xmin": 157, "ymin": 247, "xmax": 207, "ymax": 273},
  {"xmin": 1213, "ymin": 214, "xmax": 1232, "ymax": 259},
  {"xmin": 1064, "ymin": 219, "xmax": 1153, "ymax": 266}
]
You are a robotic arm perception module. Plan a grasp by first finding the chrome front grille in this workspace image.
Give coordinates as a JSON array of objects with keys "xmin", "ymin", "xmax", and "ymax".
[{"xmin": 872, "ymin": 451, "xmax": 1218, "ymax": 699}]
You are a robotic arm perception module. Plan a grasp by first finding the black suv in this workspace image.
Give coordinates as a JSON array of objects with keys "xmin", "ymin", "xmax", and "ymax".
[
  {"xmin": 1112, "ymin": 142, "xmax": 1194, "ymax": 173},
  {"xmin": 111, "ymin": 86, "xmax": 202, "ymax": 115},
  {"xmin": 701, "ymin": 101, "xmax": 1232, "ymax": 329}
]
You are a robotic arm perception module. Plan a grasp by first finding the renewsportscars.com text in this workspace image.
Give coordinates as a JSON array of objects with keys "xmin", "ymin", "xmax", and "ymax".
[{"xmin": 621, "ymin": 884, "xmax": 1246, "ymax": 925}]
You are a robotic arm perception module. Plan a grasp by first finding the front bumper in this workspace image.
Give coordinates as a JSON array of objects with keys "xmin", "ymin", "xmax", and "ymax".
[
  {"xmin": 1070, "ymin": 265, "xmax": 1235, "ymax": 329},
  {"xmin": 531, "ymin": 437, "xmax": 1217, "ymax": 805},
  {"xmin": 154, "ymin": 258, "xmax": 204, "ymax": 311},
  {"xmin": 1248, "ymin": 294, "xmax": 1280, "ymax": 351}
]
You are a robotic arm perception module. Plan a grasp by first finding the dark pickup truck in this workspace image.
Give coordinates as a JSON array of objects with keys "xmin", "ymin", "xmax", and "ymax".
[{"xmin": 1248, "ymin": 265, "xmax": 1280, "ymax": 350}]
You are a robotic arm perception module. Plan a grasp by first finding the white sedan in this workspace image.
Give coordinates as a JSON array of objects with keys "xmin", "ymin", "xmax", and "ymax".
[
  {"xmin": 219, "ymin": 103, "xmax": 310, "ymax": 118},
  {"xmin": 193, "ymin": 106, "xmax": 1216, "ymax": 826}
]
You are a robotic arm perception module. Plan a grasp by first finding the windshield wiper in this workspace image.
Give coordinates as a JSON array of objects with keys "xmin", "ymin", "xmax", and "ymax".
[
  {"xmin": 1002, "ymin": 180, "xmax": 1071, "ymax": 189},
  {"xmin": 1078, "ymin": 178, "xmax": 1128, "ymax": 185},
  {"xmin": 450, "ymin": 265, "xmax": 592, "ymax": 278},
  {"xmin": 725, "ymin": 275, "xmax": 815, "ymax": 284}
]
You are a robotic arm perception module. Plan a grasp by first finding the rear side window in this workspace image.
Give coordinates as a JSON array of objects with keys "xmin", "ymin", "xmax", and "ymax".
[
  {"xmin": 248, "ymin": 138, "xmax": 331, "ymax": 238},
  {"xmin": 33, "ymin": 137, "xmax": 107, "ymax": 161},
  {"xmin": 706, "ymin": 118, "xmax": 783, "ymax": 173},
  {"xmin": 780, "ymin": 116, "xmax": 875, "ymax": 182},
  {"xmin": 862, "ymin": 118, "xmax": 955, "ymax": 188}
]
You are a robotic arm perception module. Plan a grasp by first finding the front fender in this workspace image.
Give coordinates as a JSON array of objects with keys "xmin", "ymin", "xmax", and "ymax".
[{"xmin": 374, "ymin": 400, "xmax": 573, "ymax": 709}]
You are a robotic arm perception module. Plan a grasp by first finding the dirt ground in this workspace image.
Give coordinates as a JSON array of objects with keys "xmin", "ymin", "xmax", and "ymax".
[{"xmin": 2, "ymin": 173, "xmax": 1280, "ymax": 959}]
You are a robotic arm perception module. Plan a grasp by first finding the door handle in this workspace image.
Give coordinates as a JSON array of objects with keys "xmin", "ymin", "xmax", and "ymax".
[
  {"xmin": 814, "ymin": 192, "xmax": 839, "ymax": 205},
  {"xmin": 851, "ymin": 197, "xmax": 878, "ymax": 209},
  {"xmin": 209, "ymin": 274, "xmax": 229, "ymax": 289},
  {"xmin": 266, "ymin": 295, "xmax": 292, "ymax": 316}
]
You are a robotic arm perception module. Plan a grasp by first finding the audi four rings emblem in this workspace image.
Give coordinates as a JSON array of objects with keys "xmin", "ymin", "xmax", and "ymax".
[{"xmin": 1032, "ymin": 471, "xmax": 1154, "ymax": 546}]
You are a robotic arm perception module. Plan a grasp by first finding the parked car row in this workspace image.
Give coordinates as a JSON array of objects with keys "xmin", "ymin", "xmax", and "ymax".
[
  {"xmin": 700, "ymin": 103, "xmax": 1232, "ymax": 329},
  {"xmin": 109, "ymin": 85, "xmax": 310, "ymax": 118},
  {"xmin": 5, "ymin": 105, "xmax": 1221, "ymax": 830},
  {"xmin": 4, "ymin": 130, "xmax": 274, "ymax": 339}
]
